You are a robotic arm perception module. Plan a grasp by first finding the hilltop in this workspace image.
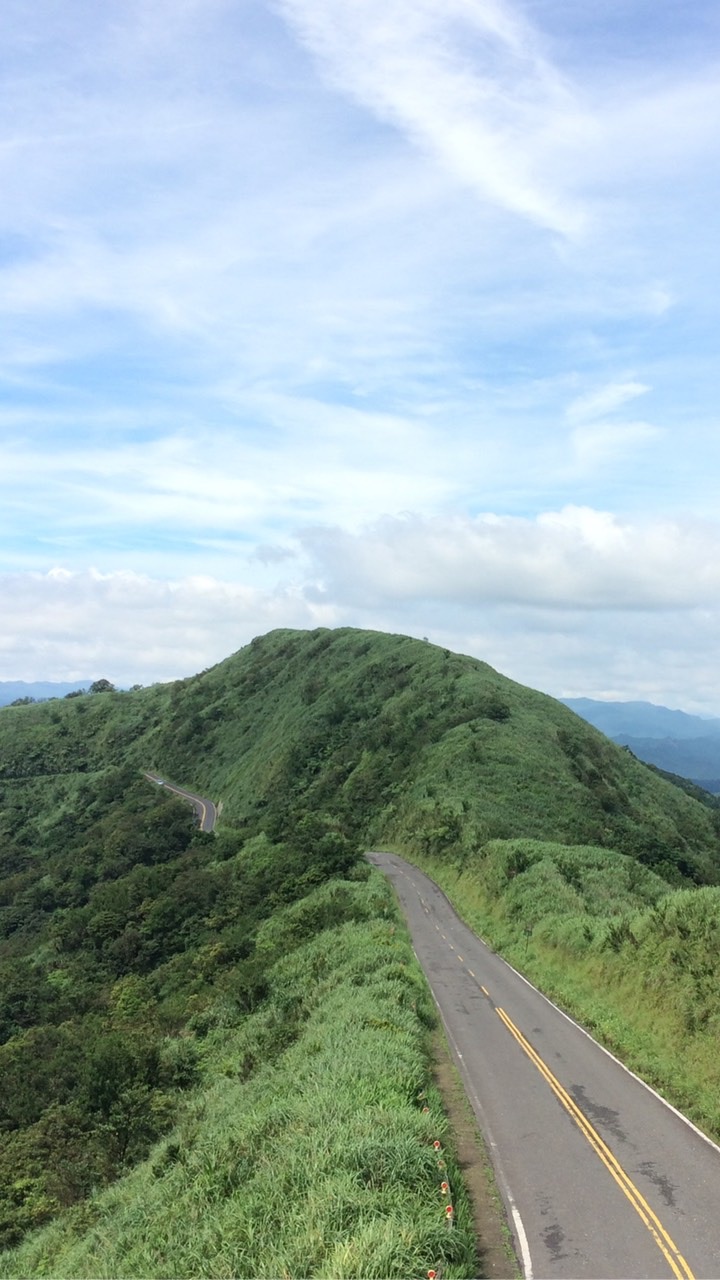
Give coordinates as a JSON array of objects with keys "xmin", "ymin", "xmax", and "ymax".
[{"xmin": 2, "ymin": 628, "xmax": 719, "ymax": 886}]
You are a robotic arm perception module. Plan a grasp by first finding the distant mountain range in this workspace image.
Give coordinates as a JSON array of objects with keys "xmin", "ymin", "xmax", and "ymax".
[
  {"xmin": 0, "ymin": 680, "xmax": 92, "ymax": 705},
  {"xmin": 562, "ymin": 698, "xmax": 720, "ymax": 792}
]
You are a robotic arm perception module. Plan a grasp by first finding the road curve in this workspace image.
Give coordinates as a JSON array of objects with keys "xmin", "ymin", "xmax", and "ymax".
[
  {"xmin": 144, "ymin": 773, "xmax": 217, "ymax": 832},
  {"xmin": 368, "ymin": 852, "xmax": 720, "ymax": 1280}
]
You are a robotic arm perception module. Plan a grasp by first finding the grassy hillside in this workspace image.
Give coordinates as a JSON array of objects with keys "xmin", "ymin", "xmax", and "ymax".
[
  {"xmin": 2, "ymin": 627, "xmax": 717, "ymax": 884},
  {"xmin": 410, "ymin": 838, "xmax": 720, "ymax": 1141},
  {"xmin": 0, "ymin": 872, "xmax": 478, "ymax": 1280},
  {"xmin": 142, "ymin": 628, "xmax": 720, "ymax": 886},
  {"xmin": 2, "ymin": 625, "xmax": 720, "ymax": 1271}
]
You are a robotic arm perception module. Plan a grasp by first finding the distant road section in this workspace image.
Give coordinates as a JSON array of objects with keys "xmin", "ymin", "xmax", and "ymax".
[
  {"xmin": 144, "ymin": 773, "xmax": 217, "ymax": 832},
  {"xmin": 369, "ymin": 851, "xmax": 720, "ymax": 1280}
]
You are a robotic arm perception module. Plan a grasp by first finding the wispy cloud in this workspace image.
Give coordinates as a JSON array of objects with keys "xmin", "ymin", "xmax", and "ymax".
[
  {"xmin": 273, "ymin": 0, "xmax": 588, "ymax": 235},
  {"xmin": 566, "ymin": 380, "xmax": 650, "ymax": 423}
]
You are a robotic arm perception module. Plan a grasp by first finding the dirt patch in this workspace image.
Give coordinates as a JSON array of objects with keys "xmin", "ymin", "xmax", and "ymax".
[{"xmin": 430, "ymin": 1026, "xmax": 520, "ymax": 1280}]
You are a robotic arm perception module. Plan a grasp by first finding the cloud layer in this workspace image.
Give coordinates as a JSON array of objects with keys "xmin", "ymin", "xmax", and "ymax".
[
  {"xmin": 3, "ymin": 506, "xmax": 720, "ymax": 715},
  {"xmin": 1, "ymin": 1, "xmax": 720, "ymax": 711}
]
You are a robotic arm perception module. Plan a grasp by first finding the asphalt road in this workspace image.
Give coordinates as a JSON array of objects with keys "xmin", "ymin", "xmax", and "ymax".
[
  {"xmin": 144, "ymin": 773, "xmax": 217, "ymax": 832},
  {"xmin": 368, "ymin": 852, "xmax": 720, "ymax": 1280}
]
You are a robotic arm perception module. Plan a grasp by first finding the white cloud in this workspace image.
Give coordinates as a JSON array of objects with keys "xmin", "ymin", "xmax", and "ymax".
[
  {"xmin": 0, "ymin": 568, "xmax": 336, "ymax": 684},
  {"xmin": 566, "ymin": 380, "xmax": 650, "ymax": 423},
  {"xmin": 274, "ymin": 0, "xmax": 588, "ymax": 235},
  {"xmin": 298, "ymin": 508, "xmax": 720, "ymax": 610},
  {"xmin": 2, "ymin": 544, "xmax": 720, "ymax": 714},
  {"xmin": 1, "ymin": 1, "xmax": 720, "ymax": 715}
]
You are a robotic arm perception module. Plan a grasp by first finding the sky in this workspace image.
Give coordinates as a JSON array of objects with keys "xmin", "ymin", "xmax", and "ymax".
[{"xmin": 2, "ymin": 0, "xmax": 720, "ymax": 710}]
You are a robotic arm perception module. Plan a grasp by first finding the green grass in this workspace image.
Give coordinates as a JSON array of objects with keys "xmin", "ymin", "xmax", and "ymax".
[
  {"xmin": 3, "ymin": 625, "xmax": 720, "ymax": 1270},
  {"xmin": 2, "ymin": 627, "xmax": 718, "ymax": 887},
  {"xmin": 0, "ymin": 874, "xmax": 478, "ymax": 1279},
  {"xmin": 404, "ymin": 840, "xmax": 720, "ymax": 1141}
]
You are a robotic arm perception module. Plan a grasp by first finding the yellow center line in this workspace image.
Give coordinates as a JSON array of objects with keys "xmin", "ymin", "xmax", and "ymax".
[
  {"xmin": 458, "ymin": 955, "xmax": 464, "ymax": 962},
  {"xmin": 495, "ymin": 1007, "xmax": 694, "ymax": 1280},
  {"xmin": 481, "ymin": 985, "xmax": 489, "ymax": 995}
]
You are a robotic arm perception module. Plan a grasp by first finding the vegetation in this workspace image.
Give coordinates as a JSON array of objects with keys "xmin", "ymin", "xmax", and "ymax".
[
  {"xmin": 0, "ymin": 873, "xmax": 477, "ymax": 1279},
  {"xmin": 1, "ymin": 625, "xmax": 720, "ymax": 1272},
  {"xmin": 410, "ymin": 839, "xmax": 720, "ymax": 1140}
]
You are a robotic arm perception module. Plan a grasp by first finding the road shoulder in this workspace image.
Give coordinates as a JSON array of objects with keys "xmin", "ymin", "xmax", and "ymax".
[{"xmin": 429, "ymin": 1010, "xmax": 521, "ymax": 1278}]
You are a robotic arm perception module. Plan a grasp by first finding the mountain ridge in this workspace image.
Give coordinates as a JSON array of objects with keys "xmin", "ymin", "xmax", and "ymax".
[{"xmin": 0, "ymin": 680, "xmax": 93, "ymax": 705}]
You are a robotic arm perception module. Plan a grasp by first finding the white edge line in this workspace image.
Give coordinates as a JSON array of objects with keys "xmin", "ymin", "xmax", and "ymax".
[
  {"xmin": 415, "ymin": 946, "xmax": 533, "ymax": 1280},
  {"xmin": 383, "ymin": 851, "xmax": 720, "ymax": 1162},
  {"xmin": 376, "ymin": 854, "xmax": 532, "ymax": 1274},
  {"xmin": 500, "ymin": 953, "xmax": 720, "ymax": 1159}
]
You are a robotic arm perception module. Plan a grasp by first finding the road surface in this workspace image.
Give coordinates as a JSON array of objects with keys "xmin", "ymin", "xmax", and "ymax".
[
  {"xmin": 368, "ymin": 851, "xmax": 720, "ymax": 1280},
  {"xmin": 144, "ymin": 773, "xmax": 217, "ymax": 832}
]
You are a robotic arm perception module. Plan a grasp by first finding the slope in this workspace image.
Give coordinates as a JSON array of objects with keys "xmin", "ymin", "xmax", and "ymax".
[
  {"xmin": 2, "ymin": 627, "xmax": 720, "ymax": 1271},
  {"xmin": 2, "ymin": 627, "xmax": 719, "ymax": 887}
]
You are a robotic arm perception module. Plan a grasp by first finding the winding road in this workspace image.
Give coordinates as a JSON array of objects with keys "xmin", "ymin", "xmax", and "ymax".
[
  {"xmin": 144, "ymin": 773, "xmax": 217, "ymax": 832},
  {"xmin": 368, "ymin": 851, "xmax": 720, "ymax": 1280}
]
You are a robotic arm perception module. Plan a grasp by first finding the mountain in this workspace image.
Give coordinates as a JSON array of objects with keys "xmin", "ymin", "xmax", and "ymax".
[
  {"xmin": 3, "ymin": 628, "xmax": 717, "ymax": 885},
  {"xmin": 561, "ymin": 697, "xmax": 720, "ymax": 741},
  {"xmin": 2, "ymin": 627, "xmax": 720, "ymax": 1274},
  {"xmin": 0, "ymin": 680, "xmax": 92, "ymax": 705},
  {"xmin": 562, "ymin": 697, "xmax": 720, "ymax": 791}
]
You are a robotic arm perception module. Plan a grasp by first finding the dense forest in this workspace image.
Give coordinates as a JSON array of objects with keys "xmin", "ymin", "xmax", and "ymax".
[{"xmin": 1, "ymin": 626, "xmax": 719, "ymax": 1274}]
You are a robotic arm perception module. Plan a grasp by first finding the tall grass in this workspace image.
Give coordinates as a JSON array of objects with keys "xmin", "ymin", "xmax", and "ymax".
[
  {"xmin": 0, "ymin": 873, "xmax": 478, "ymax": 1279},
  {"xmin": 407, "ymin": 840, "xmax": 720, "ymax": 1140}
]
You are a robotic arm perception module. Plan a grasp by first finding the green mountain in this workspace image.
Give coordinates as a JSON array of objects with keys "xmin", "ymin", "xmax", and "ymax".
[
  {"xmin": 146, "ymin": 628, "xmax": 720, "ymax": 883},
  {"xmin": 2, "ymin": 626, "xmax": 720, "ymax": 1275},
  {"xmin": 4, "ymin": 626, "xmax": 718, "ymax": 883}
]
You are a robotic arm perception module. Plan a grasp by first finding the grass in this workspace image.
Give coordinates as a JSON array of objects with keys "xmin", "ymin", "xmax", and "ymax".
[
  {"xmin": 403, "ymin": 840, "xmax": 720, "ymax": 1142},
  {"xmin": 2, "ymin": 627, "xmax": 719, "ymax": 887},
  {"xmin": 3, "ymin": 625, "xmax": 720, "ymax": 1270},
  {"xmin": 0, "ymin": 874, "xmax": 479, "ymax": 1279}
]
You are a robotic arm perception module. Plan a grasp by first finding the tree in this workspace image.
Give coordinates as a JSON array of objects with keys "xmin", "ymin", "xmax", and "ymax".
[{"xmin": 89, "ymin": 679, "xmax": 116, "ymax": 695}]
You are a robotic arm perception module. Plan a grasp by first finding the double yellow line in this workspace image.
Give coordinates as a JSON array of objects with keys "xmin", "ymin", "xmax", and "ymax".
[{"xmin": 495, "ymin": 1007, "xmax": 693, "ymax": 1280}]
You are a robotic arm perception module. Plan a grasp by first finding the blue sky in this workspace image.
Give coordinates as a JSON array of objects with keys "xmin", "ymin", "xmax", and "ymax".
[{"xmin": 2, "ymin": 0, "xmax": 720, "ymax": 709}]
